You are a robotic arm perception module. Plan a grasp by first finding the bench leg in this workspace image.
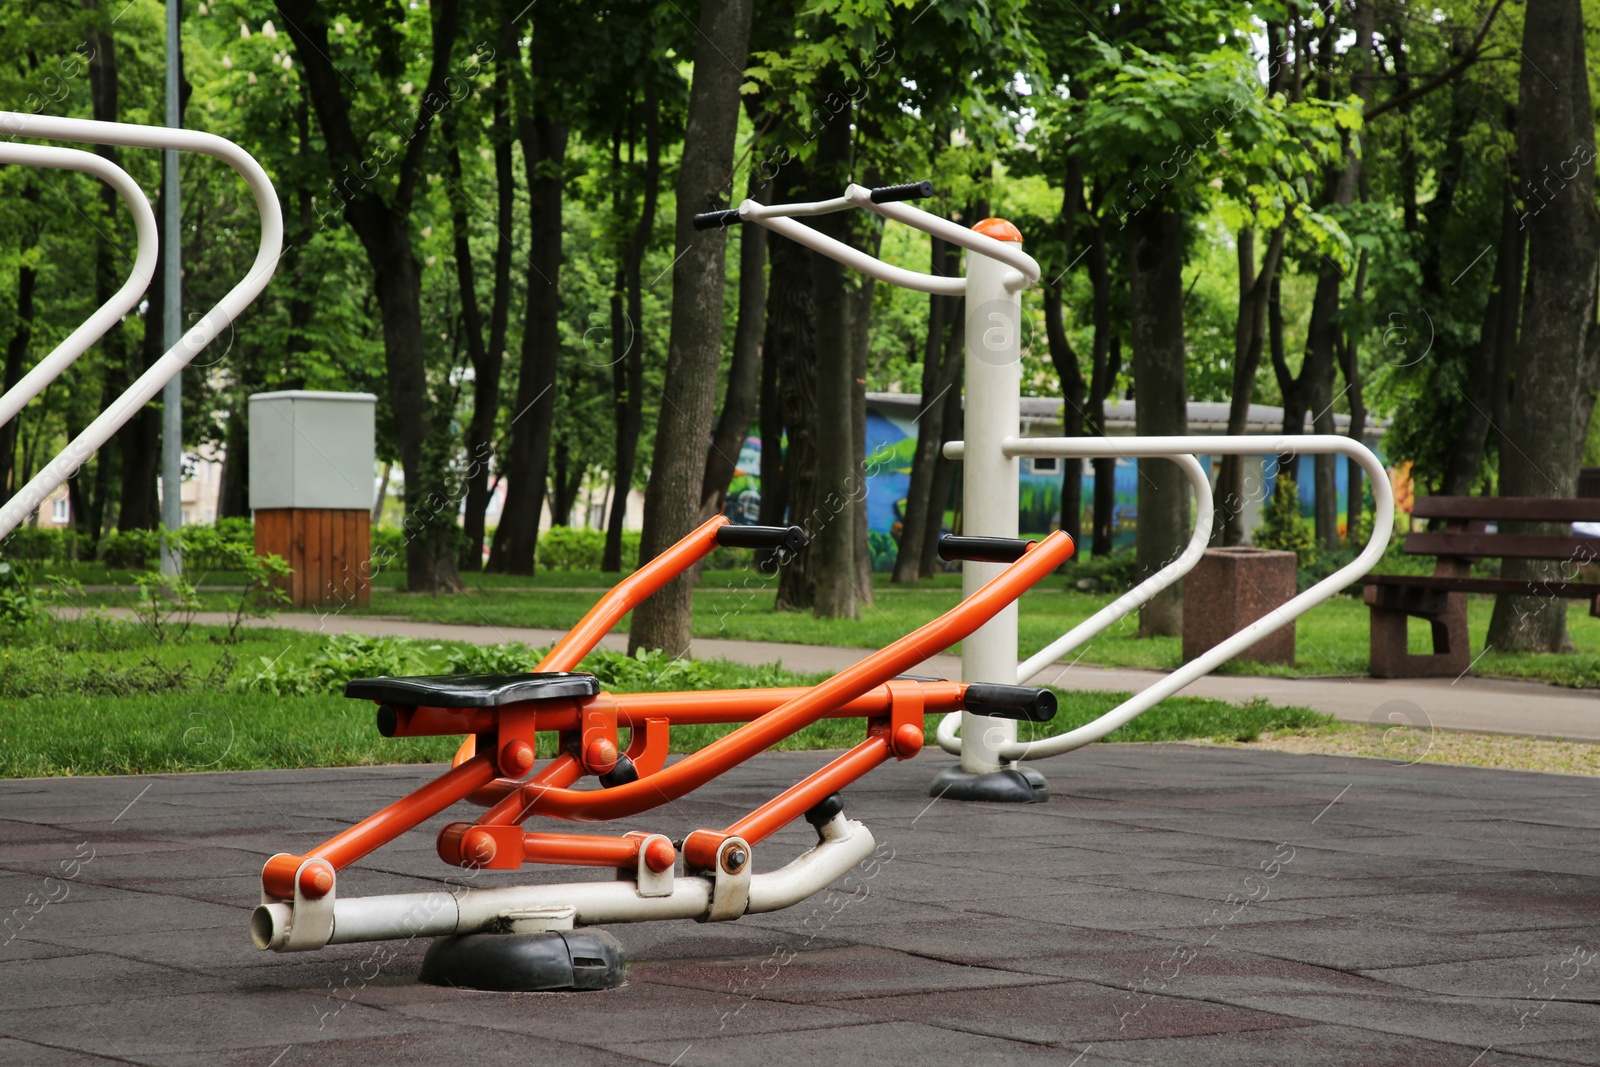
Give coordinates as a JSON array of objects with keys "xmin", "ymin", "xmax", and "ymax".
[{"xmin": 1367, "ymin": 593, "xmax": 1469, "ymax": 678}]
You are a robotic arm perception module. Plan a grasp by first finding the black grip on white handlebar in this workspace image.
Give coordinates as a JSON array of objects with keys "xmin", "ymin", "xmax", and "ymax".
[
  {"xmin": 870, "ymin": 180, "xmax": 935, "ymax": 203},
  {"xmin": 937, "ymin": 534, "xmax": 1035, "ymax": 563},
  {"xmin": 693, "ymin": 209, "xmax": 743, "ymax": 230}
]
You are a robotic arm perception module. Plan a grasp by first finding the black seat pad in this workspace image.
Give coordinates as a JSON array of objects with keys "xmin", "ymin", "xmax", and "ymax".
[{"xmin": 344, "ymin": 671, "xmax": 600, "ymax": 707}]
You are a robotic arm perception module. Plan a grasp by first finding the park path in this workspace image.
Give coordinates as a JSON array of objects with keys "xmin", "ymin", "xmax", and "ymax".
[{"xmin": 85, "ymin": 607, "xmax": 1600, "ymax": 743}]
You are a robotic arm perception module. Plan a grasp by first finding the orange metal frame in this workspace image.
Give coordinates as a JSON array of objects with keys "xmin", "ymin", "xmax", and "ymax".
[{"xmin": 262, "ymin": 516, "xmax": 1074, "ymax": 902}]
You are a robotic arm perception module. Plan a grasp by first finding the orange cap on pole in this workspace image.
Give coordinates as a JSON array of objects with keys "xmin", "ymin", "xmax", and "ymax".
[{"xmin": 973, "ymin": 217, "xmax": 1023, "ymax": 242}]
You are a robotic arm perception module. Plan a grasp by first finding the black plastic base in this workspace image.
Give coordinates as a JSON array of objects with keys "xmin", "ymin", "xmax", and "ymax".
[
  {"xmin": 929, "ymin": 765, "xmax": 1049, "ymax": 804},
  {"xmin": 418, "ymin": 929, "xmax": 627, "ymax": 992}
]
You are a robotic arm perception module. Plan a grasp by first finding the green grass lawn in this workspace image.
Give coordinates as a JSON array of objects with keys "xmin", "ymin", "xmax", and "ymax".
[
  {"xmin": 0, "ymin": 617, "xmax": 1337, "ymax": 778},
  {"xmin": 59, "ymin": 565, "xmax": 1600, "ymax": 689},
  {"xmin": 292, "ymin": 584, "xmax": 1600, "ymax": 687},
  {"xmin": 0, "ymin": 684, "xmax": 1336, "ymax": 779}
]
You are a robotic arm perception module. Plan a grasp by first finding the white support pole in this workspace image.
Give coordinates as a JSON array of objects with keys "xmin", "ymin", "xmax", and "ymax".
[{"xmin": 956, "ymin": 224, "xmax": 1026, "ymax": 776}]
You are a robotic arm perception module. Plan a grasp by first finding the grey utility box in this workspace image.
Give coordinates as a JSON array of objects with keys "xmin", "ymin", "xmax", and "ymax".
[{"xmin": 247, "ymin": 391, "xmax": 377, "ymax": 511}]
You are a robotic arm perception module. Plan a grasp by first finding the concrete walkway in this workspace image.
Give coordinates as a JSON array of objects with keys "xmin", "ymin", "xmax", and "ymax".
[
  {"xmin": 86, "ymin": 607, "xmax": 1600, "ymax": 744},
  {"xmin": 2, "ymin": 747, "xmax": 1597, "ymax": 1065}
]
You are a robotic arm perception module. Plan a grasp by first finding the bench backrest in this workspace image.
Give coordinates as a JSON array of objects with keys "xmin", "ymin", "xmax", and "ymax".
[{"xmin": 1405, "ymin": 496, "xmax": 1600, "ymax": 562}]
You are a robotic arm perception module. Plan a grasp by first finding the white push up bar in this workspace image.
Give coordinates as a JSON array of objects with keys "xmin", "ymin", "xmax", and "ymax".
[
  {"xmin": 0, "ymin": 143, "xmax": 159, "ymax": 430},
  {"xmin": 935, "ymin": 434, "xmax": 1393, "ymax": 761},
  {"xmin": 0, "ymin": 113, "xmax": 282, "ymax": 539}
]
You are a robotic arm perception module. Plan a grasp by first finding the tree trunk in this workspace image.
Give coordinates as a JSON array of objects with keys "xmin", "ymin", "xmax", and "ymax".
[
  {"xmin": 1442, "ymin": 180, "xmax": 1522, "ymax": 496},
  {"xmin": 117, "ymin": 175, "xmax": 167, "ymax": 532},
  {"xmin": 603, "ymin": 79, "xmax": 663, "ymax": 573},
  {"xmin": 804, "ymin": 107, "xmax": 860, "ymax": 620},
  {"xmin": 1042, "ymin": 283, "xmax": 1085, "ymax": 549},
  {"xmin": 1338, "ymin": 250, "xmax": 1370, "ymax": 538},
  {"xmin": 756, "ymin": 308, "xmax": 786, "ymax": 529},
  {"xmin": 769, "ymin": 228, "xmax": 819, "ymax": 610},
  {"xmin": 919, "ymin": 329, "xmax": 964, "ymax": 578},
  {"xmin": 701, "ymin": 176, "xmax": 769, "ymax": 521},
  {"xmin": 83, "ymin": 7, "xmax": 138, "ymax": 539},
  {"xmin": 1304, "ymin": 265, "xmax": 1342, "ymax": 550},
  {"xmin": 1086, "ymin": 218, "xmax": 1119, "ymax": 557},
  {"xmin": 1488, "ymin": 0, "xmax": 1600, "ymax": 653},
  {"xmin": 848, "ymin": 253, "xmax": 877, "ymax": 598},
  {"xmin": 549, "ymin": 440, "xmax": 584, "ymax": 527},
  {"xmin": 1125, "ymin": 204, "xmax": 1189, "ymax": 636},
  {"xmin": 1, "ymin": 188, "xmax": 38, "ymax": 495},
  {"xmin": 1044, "ymin": 165, "xmax": 1086, "ymax": 554},
  {"xmin": 892, "ymin": 236, "xmax": 959, "ymax": 583},
  {"xmin": 217, "ymin": 376, "xmax": 250, "ymax": 520},
  {"xmin": 456, "ymin": 66, "xmax": 513, "ymax": 572},
  {"xmin": 279, "ymin": 0, "xmax": 464, "ymax": 592},
  {"xmin": 488, "ymin": 22, "xmax": 566, "ymax": 576},
  {"xmin": 628, "ymin": 0, "xmax": 754, "ymax": 655},
  {"xmin": 1218, "ymin": 225, "xmax": 1285, "ymax": 544}
]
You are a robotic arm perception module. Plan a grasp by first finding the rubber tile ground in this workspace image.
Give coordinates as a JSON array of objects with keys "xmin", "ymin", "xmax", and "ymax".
[{"xmin": 1, "ymin": 745, "xmax": 1596, "ymax": 1065}]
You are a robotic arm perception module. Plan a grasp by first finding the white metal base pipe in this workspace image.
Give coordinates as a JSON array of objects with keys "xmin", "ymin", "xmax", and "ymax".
[{"xmin": 252, "ymin": 817, "xmax": 876, "ymax": 952}]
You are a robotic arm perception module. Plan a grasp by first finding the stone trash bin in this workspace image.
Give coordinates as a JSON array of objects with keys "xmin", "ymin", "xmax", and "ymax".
[{"xmin": 1181, "ymin": 547, "xmax": 1298, "ymax": 666}]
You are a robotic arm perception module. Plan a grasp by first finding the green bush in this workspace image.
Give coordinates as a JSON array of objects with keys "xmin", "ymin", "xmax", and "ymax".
[
  {"xmin": 0, "ymin": 525, "xmax": 66, "ymax": 563},
  {"xmin": 0, "ymin": 561, "xmax": 44, "ymax": 629},
  {"xmin": 370, "ymin": 526, "xmax": 407, "ymax": 570},
  {"xmin": 439, "ymin": 642, "xmax": 539, "ymax": 674},
  {"xmin": 536, "ymin": 526, "xmax": 639, "ymax": 571},
  {"xmin": 177, "ymin": 521, "xmax": 255, "ymax": 573},
  {"xmin": 1252, "ymin": 474, "xmax": 1318, "ymax": 568},
  {"xmin": 101, "ymin": 528, "xmax": 160, "ymax": 568},
  {"xmin": 1070, "ymin": 546, "xmax": 1139, "ymax": 592},
  {"xmin": 214, "ymin": 516, "xmax": 254, "ymax": 544},
  {"xmin": 236, "ymin": 633, "xmax": 430, "ymax": 696}
]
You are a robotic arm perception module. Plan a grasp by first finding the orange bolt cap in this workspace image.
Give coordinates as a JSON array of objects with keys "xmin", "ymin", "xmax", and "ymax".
[
  {"xmin": 499, "ymin": 738, "xmax": 536, "ymax": 777},
  {"xmin": 973, "ymin": 217, "xmax": 1023, "ymax": 242},
  {"xmin": 463, "ymin": 829, "xmax": 498, "ymax": 866},
  {"xmin": 644, "ymin": 837, "xmax": 677, "ymax": 873},
  {"xmin": 892, "ymin": 722, "xmax": 924, "ymax": 759},
  {"xmin": 299, "ymin": 862, "xmax": 334, "ymax": 899},
  {"xmin": 584, "ymin": 736, "xmax": 619, "ymax": 774}
]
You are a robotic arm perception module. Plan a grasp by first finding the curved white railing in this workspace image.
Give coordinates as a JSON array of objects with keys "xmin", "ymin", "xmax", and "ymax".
[
  {"xmin": 732, "ymin": 183, "xmax": 1041, "ymax": 297},
  {"xmin": 1016, "ymin": 452, "xmax": 1214, "ymax": 683},
  {"xmin": 0, "ymin": 143, "xmax": 159, "ymax": 429},
  {"xmin": 0, "ymin": 113, "xmax": 282, "ymax": 539},
  {"xmin": 936, "ymin": 435, "xmax": 1394, "ymax": 761}
]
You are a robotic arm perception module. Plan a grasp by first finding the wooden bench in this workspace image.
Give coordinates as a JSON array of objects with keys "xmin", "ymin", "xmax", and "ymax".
[{"xmin": 1360, "ymin": 496, "xmax": 1600, "ymax": 677}]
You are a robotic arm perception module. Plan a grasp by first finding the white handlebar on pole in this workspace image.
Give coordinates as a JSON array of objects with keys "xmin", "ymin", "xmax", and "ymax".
[
  {"xmin": 728, "ymin": 183, "xmax": 1041, "ymax": 297},
  {"xmin": 935, "ymin": 434, "xmax": 1394, "ymax": 761},
  {"xmin": 0, "ymin": 113, "xmax": 283, "ymax": 540},
  {"xmin": 0, "ymin": 143, "xmax": 159, "ymax": 431}
]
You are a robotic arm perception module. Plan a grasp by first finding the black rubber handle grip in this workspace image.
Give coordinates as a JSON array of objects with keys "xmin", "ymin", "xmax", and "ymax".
[
  {"xmin": 936, "ymin": 534, "xmax": 1036, "ymax": 563},
  {"xmin": 964, "ymin": 683, "xmax": 1057, "ymax": 723},
  {"xmin": 693, "ymin": 208, "xmax": 744, "ymax": 230},
  {"xmin": 716, "ymin": 524, "xmax": 808, "ymax": 553},
  {"xmin": 870, "ymin": 180, "xmax": 936, "ymax": 203}
]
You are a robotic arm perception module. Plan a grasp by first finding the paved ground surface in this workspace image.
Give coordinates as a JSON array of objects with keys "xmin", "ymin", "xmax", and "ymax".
[
  {"xmin": 2, "ymin": 746, "xmax": 1598, "ymax": 1065},
  {"xmin": 95, "ymin": 607, "xmax": 1600, "ymax": 743}
]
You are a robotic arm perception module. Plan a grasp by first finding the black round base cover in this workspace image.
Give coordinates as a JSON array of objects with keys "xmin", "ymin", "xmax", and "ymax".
[
  {"xmin": 419, "ymin": 929, "xmax": 627, "ymax": 992},
  {"xmin": 929, "ymin": 766, "xmax": 1048, "ymax": 804}
]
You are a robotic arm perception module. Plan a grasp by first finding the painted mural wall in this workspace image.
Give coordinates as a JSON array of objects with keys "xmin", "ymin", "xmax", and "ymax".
[{"xmin": 724, "ymin": 404, "xmax": 1369, "ymax": 569}]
